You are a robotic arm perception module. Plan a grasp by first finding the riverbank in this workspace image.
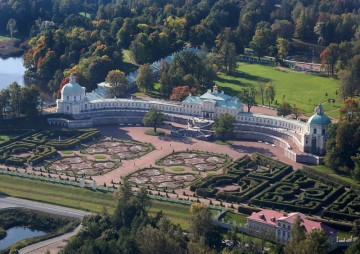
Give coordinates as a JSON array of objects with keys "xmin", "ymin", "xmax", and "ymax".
[{"xmin": 0, "ymin": 38, "xmax": 27, "ymax": 58}]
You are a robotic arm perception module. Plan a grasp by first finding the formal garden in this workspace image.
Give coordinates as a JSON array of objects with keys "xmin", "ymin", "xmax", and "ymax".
[
  {"xmin": 156, "ymin": 150, "xmax": 231, "ymax": 171},
  {"xmin": 127, "ymin": 167, "xmax": 198, "ymax": 189},
  {"xmin": 81, "ymin": 139, "xmax": 154, "ymax": 160},
  {"xmin": 47, "ymin": 156, "xmax": 119, "ymax": 176}
]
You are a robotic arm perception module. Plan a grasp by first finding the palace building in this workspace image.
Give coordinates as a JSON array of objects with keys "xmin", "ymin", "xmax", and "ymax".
[{"xmin": 53, "ymin": 74, "xmax": 331, "ymax": 165}]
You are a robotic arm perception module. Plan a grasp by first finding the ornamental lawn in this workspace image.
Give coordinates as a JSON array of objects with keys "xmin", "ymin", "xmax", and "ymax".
[{"xmin": 216, "ymin": 63, "xmax": 341, "ymax": 117}]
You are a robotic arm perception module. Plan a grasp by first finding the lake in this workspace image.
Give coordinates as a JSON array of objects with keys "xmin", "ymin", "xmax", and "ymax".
[
  {"xmin": 0, "ymin": 56, "xmax": 26, "ymax": 88},
  {"xmin": 0, "ymin": 226, "xmax": 46, "ymax": 250}
]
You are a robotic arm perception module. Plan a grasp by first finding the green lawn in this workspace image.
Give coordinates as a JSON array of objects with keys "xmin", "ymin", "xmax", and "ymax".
[
  {"xmin": 217, "ymin": 63, "xmax": 341, "ymax": 117},
  {"xmin": 214, "ymin": 140, "xmax": 233, "ymax": 145},
  {"xmin": 121, "ymin": 49, "xmax": 138, "ymax": 74},
  {"xmin": 222, "ymin": 212, "xmax": 247, "ymax": 225},
  {"xmin": 171, "ymin": 167, "xmax": 185, "ymax": 172},
  {"xmin": 313, "ymin": 165, "xmax": 359, "ymax": 186},
  {"xmin": 0, "ymin": 174, "xmax": 195, "ymax": 228},
  {"xmin": 94, "ymin": 155, "xmax": 106, "ymax": 160},
  {"xmin": 0, "ymin": 135, "xmax": 15, "ymax": 144}
]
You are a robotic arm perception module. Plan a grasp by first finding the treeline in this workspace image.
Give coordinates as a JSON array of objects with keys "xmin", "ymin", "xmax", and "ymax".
[
  {"xmin": 0, "ymin": 82, "xmax": 41, "ymax": 119},
  {"xmin": 2, "ymin": 0, "xmax": 360, "ymax": 96}
]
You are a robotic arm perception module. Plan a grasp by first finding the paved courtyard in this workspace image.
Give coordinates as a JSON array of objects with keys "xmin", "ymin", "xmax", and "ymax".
[{"xmin": 91, "ymin": 126, "xmax": 303, "ymax": 185}]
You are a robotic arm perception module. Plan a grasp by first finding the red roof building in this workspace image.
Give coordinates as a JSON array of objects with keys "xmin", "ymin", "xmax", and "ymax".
[{"xmin": 246, "ymin": 210, "xmax": 337, "ymax": 246}]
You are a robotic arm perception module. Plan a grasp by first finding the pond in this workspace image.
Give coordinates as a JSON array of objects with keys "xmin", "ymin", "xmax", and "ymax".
[
  {"xmin": 0, "ymin": 56, "xmax": 26, "ymax": 88},
  {"xmin": 0, "ymin": 226, "xmax": 46, "ymax": 250}
]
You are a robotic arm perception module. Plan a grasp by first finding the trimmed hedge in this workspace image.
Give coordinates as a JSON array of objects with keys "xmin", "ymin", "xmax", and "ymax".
[
  {"xmin": 237, "ymin": 205, "xmax": 261, "ymax": 215},
  {"xmin": 323, "ymin": 190, "xmax": 360, "ymax": 221},
  {"xmin": 27, "ymin": 146, "xmax": 57, "ymax": 165}
]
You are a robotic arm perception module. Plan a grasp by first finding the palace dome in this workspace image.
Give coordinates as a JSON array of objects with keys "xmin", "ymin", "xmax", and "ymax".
[
  {"xmin": 61, "ymin": 74, "xmax": 84, "ymax": 94},
  {"xmin": 307, "ymin": 104, "xmax": 331, "ymax": 126}
]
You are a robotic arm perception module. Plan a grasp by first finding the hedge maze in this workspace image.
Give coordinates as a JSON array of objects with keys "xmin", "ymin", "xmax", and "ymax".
[
  {"xmin": 0, "ymin": 129, "xmax": 100, "ymax": 166},
  {"xmin": 251, "ymin": 171, "xmax": 344, "ymax": 214},
  {"xmin": 190, "ymin": 154, "xmax": 292, "ymax": 203},
  {"xmin": 323, "ymin": 190, "xmax": 360, "ymax": 221}
]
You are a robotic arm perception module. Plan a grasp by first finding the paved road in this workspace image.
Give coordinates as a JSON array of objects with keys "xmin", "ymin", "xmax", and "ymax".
[
  {"xmin": 0, "ymin": 195, "xmax": 90, "ymax": 219},
  {"xmin": 0, "ymin": 195, "xmax": 90, "ymax": 254}
]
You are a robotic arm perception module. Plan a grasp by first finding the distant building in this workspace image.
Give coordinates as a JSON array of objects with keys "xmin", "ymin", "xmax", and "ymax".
[{"xmin": 247, "ymin": 210, "xmax": 337, "ymax": 247}]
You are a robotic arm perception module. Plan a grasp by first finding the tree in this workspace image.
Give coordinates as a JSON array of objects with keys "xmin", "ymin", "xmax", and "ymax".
[
  {"xmin": 320, "ymin": 44, "xmax": 340, "ymax": 76},
  {"xmin": 258, "ymin": 82, "xmax": 266, "ymax": 105},
  {"xmin": 189, "ymin": 204, "xmax": 212, "ymax": 241},
  {"xmin": 0, "ymin": 89, "xmax": 10, "ymax": 119},
  {"xmin": 284, "ymin": 216, "xmax": 306, "ymax": 254},
  {"xmin": 265, "ymin": 82, "xmax": 276, "ymax": 106},
  {"xmin": 220, "ymin": 42, "xmax": 237, "ymax": 75},
  {"xmin": 170, "ymin": 86, "xmax": 196, "ymax": 101},
  {"xmin": 136, "ymin": 64, "xmax": 155, "ymax": 93},
  {"xmin": 143, "ymin": 108, "xmax": 166, "ymax": 133},
  {"xmin": 20, "ymin": 85, "xmax": 40, "ymax": 117},
  {"xmin": 276, "ymin": 38, "xmax": 290, "ymax": 60},
  {"xmin": 239, "ymin": 86, "xmax": 257, "ymax": 113},
  {"xmin": 8, "ymin": 82, "xmax": 22, "ymax": 116},
  {"xmin": 213, "ymin": 113, "xmax": 236, "ymax": 141},
  {"xmin": 105, "ymin": 70, "xmax": 128, "ymax": 98},
  {"xmin": 250, "ymin": 27, "xmax": 272, "ymax": 59},
  {"xmin": 351, "ymin": 219, "xmax": 360, "ymax": 237},
  {"xmin": 277, "ymin": 102, "xmax": 292, "ymax": 116},
  {"xmin": 345, "ymin": 239, "xmax": 360, "ymax": 254},
  {"xmin": 6, "ymin": 19, "xmax": 17, "ymax": 38},
  {"xmin": 303, "ymin": 229, "xmax": 330, "ymax": 254}
]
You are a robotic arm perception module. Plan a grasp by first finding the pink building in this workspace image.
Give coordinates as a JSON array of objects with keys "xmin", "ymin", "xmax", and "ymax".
[{"xmin": 246, "ymin": 210, "xmax": 337, "ymax": 246}]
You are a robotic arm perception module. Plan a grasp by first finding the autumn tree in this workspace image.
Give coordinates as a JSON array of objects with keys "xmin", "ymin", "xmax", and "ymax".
[
  {"xmin": 212, "ymin": 113, "xmax": 236, "ymax": 141},
  {"xmin": 239, "ymin": 86, "xmax": 257, "ymax": 113},
  {"xmin": 105, "ymin": 70, "xmax": 128, "ymax": 98},
  {"xmin": 6, "ymin": 19, "xmax": 17, "ymax": 38},
  {"xmin": 320, "ymin": 44, "xmax": 340, "ymax": 76},
  {"xmin": 303, "ymin": 229, "xmax": 330, "ymax": 254},
  {"xmin": 136, "ymin": 64, "xmax": 155, "ymax": 93},
  {"xmin": 276, "ymin": 38, "xmax": 290, "ymax": 60},
  {"xmin": 170, "ymin": 86, "xmax": 196, "ymax": 101},
  {"xmin": 143, "ymin": 107, "xmax": 166, "ymax": 133}
]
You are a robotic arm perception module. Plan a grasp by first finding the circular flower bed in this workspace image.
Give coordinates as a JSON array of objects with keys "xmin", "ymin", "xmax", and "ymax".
[
  {"xmin": 157, "ymin": 151, "xmax": 231, "ymax": 171},
  {"xmin": 127, "ymin": 168, "xmax": 197, "ymax": 189},
  {"xmin": 48, "ymin": 156, "xmax": 119, "ymax": 176},
  {"xmin": 82, "ymin": 140, "xmax": 153, "ymax": 160}
]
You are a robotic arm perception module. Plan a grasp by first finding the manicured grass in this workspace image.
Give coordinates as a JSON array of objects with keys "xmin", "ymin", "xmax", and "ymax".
[
  {"xmin": 121, "ymin": 49, "xmax": 138, "ymax": 74},
  {"xmin": 0, "ymin": 174, "xmax": 195, "ymax": 228},
  {"xmin": 313, "ymin": 165, "xmax": 359, "ymax": 186},
  {"xmin": 338, "ymin": 231, "xmax": 353, "ymax": 240},
  {"xmin": 61, "ymin": 150, "xmax": 73, "ymax": 155},
  {"xmin": 145, "ymin": 129, "xmax": 165, "ymax": 136},
  {"xmin": 171, "ymin": 167, "xmax": 185, "ymax": 172},
  {"xmin": 222, "ymin": 212, "xmax": 247, "ymax": 225},
  {"xmin": 94, "ymin": 155, "xmax": 106, "ymax": 160},
  {"xmin": 217, "ymin": 63, "xmax": 341, "ymax": 117},
  {"xmin": 214, "ymin": 140, "xmax": 233, "ymax": 145}
]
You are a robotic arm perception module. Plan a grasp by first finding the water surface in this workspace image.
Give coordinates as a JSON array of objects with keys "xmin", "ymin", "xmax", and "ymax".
[
  {"xmin": 0, "ymin": 226, "xmax": 45, "ymax": 250},
  {"xmin": 0, "ymin": 57, "xmax": 26, "ymax": 88}
]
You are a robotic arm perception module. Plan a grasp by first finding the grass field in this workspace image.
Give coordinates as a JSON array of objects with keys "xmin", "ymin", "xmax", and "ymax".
[
  {"xmin": 0, "ymin": 174, "xmax": 197, "ymax": 228},
  {"xmin": 217, "ymin": 63, "xmax": 341, "ymax": 117},
  {"xmin": 0, "ymin": 135, "xmax": 15, "ymax": 144},
  {"xmin": 214, "ymin": 140, "xmax": 233, "ymax": 145},
  {"xmin": 313, "ymin": 165, "xmax": 359, "ymax": 186},
  {"xmin": 121, "ymin": 49, "xmax": 138, "ymax": 74},
  {"xmin": 61, "ymin": 151, "xmax": 73, "ymax": 155},
  {"xmin": 145, "ymin": 129, "xmax": 165, "ymax": 136},
  {"xmin": 222, "ymin": 212, "xmax": 247, "ymax": 225}
]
